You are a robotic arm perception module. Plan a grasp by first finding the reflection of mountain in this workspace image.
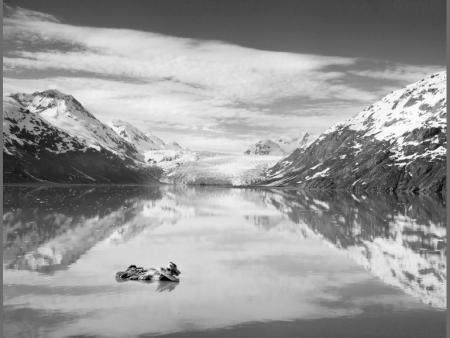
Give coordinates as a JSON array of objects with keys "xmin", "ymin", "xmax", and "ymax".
[
  {"xmin": 3, "ymin": 185, "xmax": 446, "ymax": 308},
  {"xmin": 257, "ymin": 189, "xmax": 446, "ymax": 309},
  {"xmin": 3, "ymin": 186, "xmax": 163, "ymax": 273}
]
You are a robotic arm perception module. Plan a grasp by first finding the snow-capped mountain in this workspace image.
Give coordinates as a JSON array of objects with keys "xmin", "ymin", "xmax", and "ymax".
[
  {"xmin": 274, "ymin": 132, "xmax": 319, "ymax": 154},
  {"xmin": 3, "ymin": 91, "xmax": 159, "ymax": 183},
  {"xmin": 245, "ymin": 133, "xmax": 318, "ymax": 156},
  {"xmin": 108, "ymin": 119, "xmax": 183, "ymax": 161},
  {"xmin": 143, "ymin": 131, "xmax": 167, "ymax": 149},
  {"xmin": 164, "ymin": 140, "xmax": 183, "ymax": 150},
  {"xmin": 10, "ymin": 90, "xmax": 139, "ymax": 159},
  {"xmin": 4, "ymin": 88, "xmax": 269, "ymax": 185},
  {"xmin": 3, "ymin": 96, "xmax": 88, "ymax": 156},
  {"xmin": 108, "ymin": 119, "xmax": 164, "ymax": 152},
  {"xmin": 265, "ymin": 71, "xmax": 447, "ymax": 193},
  {"xmin": 244, "ymin": 139, "xmax": 285, "ymax": 156}
]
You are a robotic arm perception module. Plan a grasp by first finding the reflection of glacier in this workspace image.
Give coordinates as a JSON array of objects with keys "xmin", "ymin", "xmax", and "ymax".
[{"xmin": 3, "ymin": 185, "xmax": 446, "ymax": 308}]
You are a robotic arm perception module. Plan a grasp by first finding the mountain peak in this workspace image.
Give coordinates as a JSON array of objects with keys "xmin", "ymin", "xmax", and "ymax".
[
  {"xmin": 322, "ymin": 70, "xmax": 446, "ymax": 143},
  {"xmin": 244, "ymin": 139, "xmax": 284, "ymax": 156},
  {"xmin": 33, "ymin": 89, "xmax": 68, "ymax": 100},
  {"xmin": 6, "ymin": 90, "xmax": 139, "ymax": 159}
]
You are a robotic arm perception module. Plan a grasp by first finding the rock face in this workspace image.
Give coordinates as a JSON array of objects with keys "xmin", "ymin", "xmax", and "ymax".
[
  {"xmin": 3, "ymin": 93, "xmax": 158, "ymax": 183},
  {"xmin": 264, "ymin": 71, "xmax": 447, "ymax": 193},
  {"xmin": 244, "ymin": 139, "xmax": 285, "ymax": 156}
]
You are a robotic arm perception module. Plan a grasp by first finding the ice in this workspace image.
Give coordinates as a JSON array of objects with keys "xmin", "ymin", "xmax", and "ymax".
[{"xmin": 148, "ymin": 150, "xmax": 280, "ymax": 186}]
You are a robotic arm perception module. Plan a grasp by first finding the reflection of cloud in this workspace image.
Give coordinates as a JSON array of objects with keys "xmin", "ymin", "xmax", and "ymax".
[{"xmin": 3, "ymin": 5, "xmax": 363, "ymax": 105}]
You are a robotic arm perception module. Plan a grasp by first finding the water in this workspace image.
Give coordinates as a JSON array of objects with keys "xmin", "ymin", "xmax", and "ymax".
[{"xmin": 3, "ymin": 185, "xmax": 446, "ymax": 338}]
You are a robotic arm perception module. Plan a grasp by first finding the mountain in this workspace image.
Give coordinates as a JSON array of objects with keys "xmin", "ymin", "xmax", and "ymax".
[
  {"xmin": 108, "ymin": 120, "xmax": 183, "ymax": 162},
  {"xmin": 164, "ymin": 140, "xmax": 183, "ymax": 150},
  {"xmin": 108, "ymin": 119, "xmax": 183, "ymax": 152},
  {"xmin": 274, "ymin": 132, "xmax": 319, "ymax": 154},
  {"xmin": 3, "ymin": 91, "xmax": 158, "ymax": 183},
  {"xmin": 245, "ymin": 133, "xmax": 318, "ymax": 156},
  {"xmin": 108, "ymin": 119, "xmax": 164, "ymax": 152},
  {"xmin": 10, "ymin": 90, "xmax": 139, "ymax": 159},
  {"xmin": 244, "ymin": 139, "xmax": 285, "ymax": 156},
  {"xmin": 4, "ymin": 88, "xmax": 270, "ymax": 185},
  {"xmin": 264, "ymin": 71, "xmax": 447, "ymax": 193}
]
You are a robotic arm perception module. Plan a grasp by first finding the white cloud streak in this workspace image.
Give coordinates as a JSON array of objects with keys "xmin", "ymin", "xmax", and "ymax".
[
  {"xmin": 3, "ymin": 5, "xmax": 445, "ymax": 153},
  {"xmin": 350, "ymin": 65, "xmax": 446, "ymax": 84},
  {"xmin": 3, "ymin": 5, "xmax": 366, "ymax": 104}
]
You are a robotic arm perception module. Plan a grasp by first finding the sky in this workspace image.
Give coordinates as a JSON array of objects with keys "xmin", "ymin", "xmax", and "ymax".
[{"xmin": 3, "ymin": 0, "xmax": 446, "ymax": 153}]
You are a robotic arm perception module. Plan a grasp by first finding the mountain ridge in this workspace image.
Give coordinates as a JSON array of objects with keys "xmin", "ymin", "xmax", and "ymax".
[
  {"xmin": 3, "ymin": 91, "xmax": 159, "ymax": 183},
  {"xmin": 263, "ymin": 71, "xmax": 447, "ymax": 193},
  {"xmin": 3, "ymin": 72, "xmax": 446, "ymax": 190}
]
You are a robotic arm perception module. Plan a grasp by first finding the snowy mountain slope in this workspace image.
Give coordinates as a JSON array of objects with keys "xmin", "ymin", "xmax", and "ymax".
[
  {"xmin": 164, "ymin": 140, "xmax": 183, "ymax": 150},
  {"xmin": 108, "ymin": 120, "xmax": 183, "ymax": 161},
  {"xmin": 264, "ymin": 71, "xmax": 447, "ymax": 193},
  {"xmin": 144, "ymin": 131, "xmax": 166, "ymax": 149},
  {"xmin": 275, "ymin": 132, "xmax": 319, "ymax": 154},
  {"xmin": 3, "ymin": 96, "xmax": 88, "ymax": 156},
  {"xmin": 108, "ymin": 119, "xmax": 164, "ymax": 152},
  {"xmin": 244, "ymin": 139, "xmax": 285, "ymax": 156},
  {"xmin": 3, "ymin": 94, "xmax": 159, "ymax": 183},
  {"xmin": 10, "ymin": 90, "xmax": 140, "ymax": 160},
  {"xmin": 245, "ymin": 133, "xmax": 319, "ymax": 156}
]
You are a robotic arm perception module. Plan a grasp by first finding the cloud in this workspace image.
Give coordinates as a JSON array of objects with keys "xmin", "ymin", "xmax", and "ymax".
[
  {"xmin": 3, "ymin": 5, "xmax": 366, "ymax": 105},
  {"xmin": 3, "ymin": 5, "xmax": 445, "ymax": 153},
  {"xmin": 350, "ymin": 64, "xmax": 445, "ymax": 84},
  {"xmin": 3, "ymin": 4, "xmax": 60, "ymax": 23}
]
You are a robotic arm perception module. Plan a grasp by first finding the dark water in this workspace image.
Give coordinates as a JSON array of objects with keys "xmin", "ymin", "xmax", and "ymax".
[{"xmin": 3, "ymin": 185, "xmax": 446, "ymax": 338}]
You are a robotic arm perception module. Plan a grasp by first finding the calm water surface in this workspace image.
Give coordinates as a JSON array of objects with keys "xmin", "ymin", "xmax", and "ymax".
[{"xmin": 3, "ymin": 185, "xmax": 446, "ymax": 338}]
